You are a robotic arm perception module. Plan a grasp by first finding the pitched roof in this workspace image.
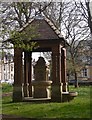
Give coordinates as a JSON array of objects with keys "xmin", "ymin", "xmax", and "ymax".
[{"xmin": 19, "ymin": 15, "xmax": 65, "ymax": 41}]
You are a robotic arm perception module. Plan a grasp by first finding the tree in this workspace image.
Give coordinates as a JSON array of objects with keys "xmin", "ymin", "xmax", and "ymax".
[
  {"xmin": 42, "ymin": 1, "xmax": 91, "ymax": 87},
  {"xmin": 0, "ymin": 2, "xmax": 51, "ymax": 50},
  {"xmin": 1, "ymin": 2, "xmax": 91, "ymax": 85},
  {"xmin": 62, "ymin": 1, "xmax": 91, "ymax": 87},
  {"xmin": 0, "ymin": 2, "xmax": 34, "ymax": 50},
  {"xmin": 75, "ymin": 0, "xmax": 92, "ymax": 81}
]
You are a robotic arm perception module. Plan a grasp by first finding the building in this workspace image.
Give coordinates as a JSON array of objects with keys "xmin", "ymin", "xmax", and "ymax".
[
  {"xmin": 78, "ymin": 40, "xmax": 92, "ymax": 81},
  {"xmin": 78, "ymin": 64, "xmax": 92, "ymax": 81},
  {"xmin": 0, "ymin": 51, "xmax": 14, "ymax": 83}
]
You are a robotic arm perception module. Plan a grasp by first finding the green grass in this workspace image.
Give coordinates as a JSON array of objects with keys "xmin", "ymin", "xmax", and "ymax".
[
  {"xmin": 1, "ymin": 83, "xmax": 13, "ymax": 93},
  {"xmin": 1, "ymin": 84, "xmax": 92, "ymax": 119}
]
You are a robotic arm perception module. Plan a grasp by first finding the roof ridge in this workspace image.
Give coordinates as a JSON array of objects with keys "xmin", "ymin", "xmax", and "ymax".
[
  {"xmin": 19, "ymin": 18, "xmax": 34, "ymax": 32},
  {"xmin": 44, "ymin": 16, "xmax": 63, "ymax": 38}
]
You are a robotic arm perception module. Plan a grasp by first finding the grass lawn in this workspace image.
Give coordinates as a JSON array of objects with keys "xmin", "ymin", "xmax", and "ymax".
[{"xmin": 1, "ymin": 83, "xmax": 92, "ymax": 119}]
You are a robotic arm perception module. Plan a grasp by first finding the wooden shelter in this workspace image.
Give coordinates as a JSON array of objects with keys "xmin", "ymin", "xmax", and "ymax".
[{"xmin": 13, "ymin": 14, "xmax": 77, "ymax": 102}]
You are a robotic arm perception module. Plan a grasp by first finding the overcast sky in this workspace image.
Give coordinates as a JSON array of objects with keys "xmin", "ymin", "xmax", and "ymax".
[
  {"xmin": 32, "ymin": 52, "xmax": 49, "ymax": 64},
  {"xmin": 1, "ymin": 0, "xmax": 92, "ymax": 2},
  {"xmin": 89, "ymin": 2, "xmax": 92, "ymax": 16}
]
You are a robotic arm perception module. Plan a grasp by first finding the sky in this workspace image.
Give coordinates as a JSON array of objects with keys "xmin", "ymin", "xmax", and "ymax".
[
  {"xmin": 89, "ymin": 2, "xmax": 92, "ymax": 16},
  {"xmin": 32, "ymin": 52, "xmax": 49, "ymax": 64},
  {"xmin": 32, "ymin": 52, "xmax": 42, "ymax": 61},
  {"xmin": 1, "ymin": 0, "xmax": 92, "ymax": 2}
]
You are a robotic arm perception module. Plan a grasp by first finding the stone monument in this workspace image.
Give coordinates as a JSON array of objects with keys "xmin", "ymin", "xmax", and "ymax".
[{"xmin": 32, "ymin": 57, "xmax": 52, "ymax": 98}]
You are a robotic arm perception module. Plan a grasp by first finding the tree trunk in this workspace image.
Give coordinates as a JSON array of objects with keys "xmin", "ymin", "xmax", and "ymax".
[{"xmin": 74, "ymin": 71, "xmax": 79, "ymax": 88}]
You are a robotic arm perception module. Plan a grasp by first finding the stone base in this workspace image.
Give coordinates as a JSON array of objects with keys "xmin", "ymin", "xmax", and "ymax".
[
  {"xmin": 51, "ymin": 83, "xmax": 62, "ymax": 102},
  {"xmin": 32, "ymin": 81, "xmax": 52, "ymax": 98},
  {"xmin": 62, "ymin": 82, "xmax": 68, "ymax": 92},
  {"xmin": 23, "ymin": 97, "xmax": 51, "ymax": 103},
  {"xmin": 62, "ymin": 92, "xmax": 78, "ymax": 102},
  {"xmin": 13, "ymin": 85, "xmax": 23, "ymax": 102},
  {"xmin": 33, "ymin": 86, "xmax": 48, "ymax": 98},
  {"xmin": 23, "ymin": 83, "xmax": 29, "ymax": 97}
]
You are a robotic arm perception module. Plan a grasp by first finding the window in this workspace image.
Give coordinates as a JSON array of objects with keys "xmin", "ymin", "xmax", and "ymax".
[
  {"xmin": 11, "ymin": 65, "xmax": 13, "ymax": 71},
  {"xmin": 82, "ymin": 68, "xmax": 87, "ymax": 77}
]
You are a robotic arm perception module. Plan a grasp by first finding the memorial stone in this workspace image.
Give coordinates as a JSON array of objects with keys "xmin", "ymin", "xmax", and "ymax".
[{"xmin": 32, "ymin": 57, "xmax": 52, "ymax": 98}]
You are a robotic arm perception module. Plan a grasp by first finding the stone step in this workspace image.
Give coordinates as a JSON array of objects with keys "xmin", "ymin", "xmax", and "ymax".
[{"xmin": 23, "ymin": 97, "xmax": 51, "ymax": 103}]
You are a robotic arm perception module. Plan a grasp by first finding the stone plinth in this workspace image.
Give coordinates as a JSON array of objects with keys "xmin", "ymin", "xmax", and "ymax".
[
  {"xmin": 51, "ymin": 83, "xmax": 63, "ymax": 102},
  {"xmin": 32, "ymin": 81, "xmax": 52, "ymax": 98}
]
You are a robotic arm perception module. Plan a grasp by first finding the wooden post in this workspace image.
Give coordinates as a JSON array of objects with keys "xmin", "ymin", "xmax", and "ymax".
[{"xmin": 13, "ymin": 48, "xmax": 23, "ymax": 102}]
